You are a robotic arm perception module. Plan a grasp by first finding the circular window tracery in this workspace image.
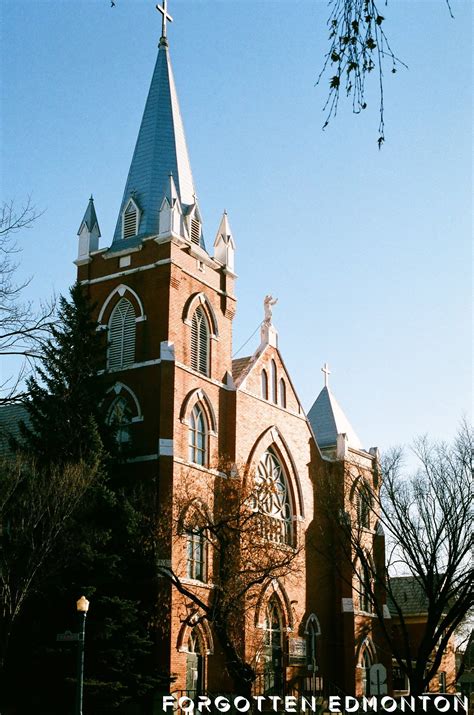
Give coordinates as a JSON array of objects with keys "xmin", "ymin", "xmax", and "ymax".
[{"xmin": 254, "ymin": 450, "xmax": 292, "ymax": 545}]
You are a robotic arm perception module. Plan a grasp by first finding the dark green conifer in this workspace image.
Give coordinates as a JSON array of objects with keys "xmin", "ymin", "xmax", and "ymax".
[{"xmin": 20, "ymin": 281, "xmax": 110, "ymax": 465}]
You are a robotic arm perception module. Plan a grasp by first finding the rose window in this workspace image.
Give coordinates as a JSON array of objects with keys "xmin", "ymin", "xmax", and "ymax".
[{"xmin": 254, "ymin": 450, "xmax": 292, "ymax": 545}]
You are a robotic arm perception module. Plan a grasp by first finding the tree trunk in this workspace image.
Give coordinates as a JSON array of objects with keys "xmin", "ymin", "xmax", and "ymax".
[{"xmin": 213, "ymin": 618, "xmax": 255, "ymax": 699}]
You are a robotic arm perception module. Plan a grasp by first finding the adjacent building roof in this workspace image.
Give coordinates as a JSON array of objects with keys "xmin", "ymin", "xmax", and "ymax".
[
  {"xmin": 112, "ymin": 36, "xmax": 198, "ymax": 245},
  {"xmin": 0, "ymin": 403, "xmax": 29, "ymax": 457},
  {"xmin": 307, "ymin": 386, "xmax": 363, "ymax": 450},
  {"xmin": 388, "ymin": 575, "xmax": 442, "ymax": 617}
]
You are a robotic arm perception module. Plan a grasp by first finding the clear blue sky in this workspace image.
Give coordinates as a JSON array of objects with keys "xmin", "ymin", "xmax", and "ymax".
[{"xmin": 0, "ymin": 0, "xmax": 471, "ymax": 456}]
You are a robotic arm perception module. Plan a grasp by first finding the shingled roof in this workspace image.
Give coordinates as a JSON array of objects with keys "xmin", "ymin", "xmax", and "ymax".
[
  {"xmin": 307, "ymin": 386, "xmax": 363, "ymax": 451},
  {"xmin": 0, "ymin": 403, "xmax": 29, "ymax": 457},
  {"xmin": 388, "ymin": 575, "xmax": 448, "ymax": 617},
  {"xmin": 232, "ymin": 356, "xmax": 253, "ymax": 386}
]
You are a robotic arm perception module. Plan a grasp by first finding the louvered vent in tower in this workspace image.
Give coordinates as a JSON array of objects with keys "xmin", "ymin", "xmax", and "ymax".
[
  {"xmin": 108, "ymin": 297, "xmax": 136, "ymax": 369},
  {"xmin": 190, "ymin": 217, "xmax": 201, "ymax": 245},
  {"xmin": 123, "ymin": 201, "xmax": 138, "ymax": 239},
  {"xmin": 191, "ymin": 306, "xmax": 209, "ymax": 375}
]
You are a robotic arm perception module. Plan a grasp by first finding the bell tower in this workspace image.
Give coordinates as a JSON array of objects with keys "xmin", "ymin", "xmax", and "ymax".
[{"xmin": 74, "ymin": 5, "xmax": 238, "ymax": 688}]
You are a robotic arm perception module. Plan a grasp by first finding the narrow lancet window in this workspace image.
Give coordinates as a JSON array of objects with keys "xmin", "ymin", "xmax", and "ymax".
[
  {"xmin": 191, "ymin": 306, "xmax": 210, "ymax": 375},
  {"xmin": 108, "ymin": 297, "xmax": 136, "ymax": 369},
  {"xmin": 188, "ymin": 404, "xmax": 207, "ymax": 466}
]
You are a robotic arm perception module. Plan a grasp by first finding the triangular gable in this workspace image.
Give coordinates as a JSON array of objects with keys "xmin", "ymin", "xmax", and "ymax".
[{"xmin": 233, "ymin": 343, "xmax": 304, "ymax": 416}]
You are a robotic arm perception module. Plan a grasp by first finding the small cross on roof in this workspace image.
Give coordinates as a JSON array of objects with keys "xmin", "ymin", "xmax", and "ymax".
[
  {"xmin": 321, "ymin": 362, "xmax": 331, "ymax": 388},
  {"xmin": 156, "ymin": 0, "xmax": 173, "ymax": 39}
]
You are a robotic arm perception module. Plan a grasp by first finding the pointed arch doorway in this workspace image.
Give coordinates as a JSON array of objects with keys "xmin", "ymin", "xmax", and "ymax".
[{"xmin": 186, "ymin": 630, "xmax": 205, "ymax": 696}]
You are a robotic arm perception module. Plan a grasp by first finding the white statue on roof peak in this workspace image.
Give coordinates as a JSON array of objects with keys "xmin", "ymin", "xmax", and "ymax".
[
  {"xmin": 261, "ymin": 295, "xmax": 278, "ymax": 349},
  {"xmin": 263, "ymin": 295, "xmax": 278, "ymax": 326}
]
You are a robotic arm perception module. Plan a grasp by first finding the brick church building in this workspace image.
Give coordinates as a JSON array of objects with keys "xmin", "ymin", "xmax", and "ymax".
[{"xmin": 74, "ymin": 8, "xmax": 390, "ymax": 705}]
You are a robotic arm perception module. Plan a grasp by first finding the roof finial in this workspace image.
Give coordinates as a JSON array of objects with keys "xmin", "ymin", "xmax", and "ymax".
[
  {"xmin": 321, "ymin": 362, "xmax": 331, "ymax": 388},
  {"xmin": 156, "ymin": 0, "xmax": 173, "ymax": 42}
]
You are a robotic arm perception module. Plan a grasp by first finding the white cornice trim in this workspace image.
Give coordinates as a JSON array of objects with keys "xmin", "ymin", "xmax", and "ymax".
[
  {"xmin": 175, "ymin": 361, "xmax": 234, "ymax": 391},
  {"xmin": 79, "ymin": 258, "xmax": 172, "ymax": 285},
  {"xmin": 102, "ymin": 245, "xmax": 143, "ymax": 259}
]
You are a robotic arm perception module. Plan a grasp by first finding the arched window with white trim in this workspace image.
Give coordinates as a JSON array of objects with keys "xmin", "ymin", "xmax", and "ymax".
[
  {"xmin": 186, "ymin": 528, "xmax": 206, "ymax": 581},
  {"xmin": 191, "ymin": 306, "xmax": 210, "ymax": 376},
  {"xmin": 188, "ymin": 404, "xmax": 207, "ymax": 466},
  {"xmin": 108, "ymin": 297, "xmax": 136, "ymax": 369},
  {"xmin": 261, "ymin": 370, "xmax": 268, "ymax": 400},
  {"xmin": 107, "ymin": 395, "xmax": 133, "ymax": 446},
  {"xmin": 254, "ymin": 450, "xmax": 292, "ymax": 545},
  {"xmin": 361, "ymin": 647, "xmax": 373, "ymax": 695}
]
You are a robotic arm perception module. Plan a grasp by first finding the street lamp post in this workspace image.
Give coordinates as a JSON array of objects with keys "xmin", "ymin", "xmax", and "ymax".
[{"xmin": 75, "ymin": 595, "xmax": 90, "ymax": 715}]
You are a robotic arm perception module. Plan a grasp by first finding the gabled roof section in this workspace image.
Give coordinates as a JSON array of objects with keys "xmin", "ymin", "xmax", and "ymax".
[
  {"xmin": 388, "ymin": 575, "xmax": 446, "ymax": 617},
  {"xmin": 78, "ymin": 195, "xmax": 100, "ymax": 236},
  {"xmin": 112, "ymin": 37, "xmax": 197, "ymax": 244},
  {"xmin": 307, "ymin": 386, "xmax": 362, "ymax": 451},
  {"xmin": 232, "ymin": 356, "xmax": 253, "ymax": 386}
]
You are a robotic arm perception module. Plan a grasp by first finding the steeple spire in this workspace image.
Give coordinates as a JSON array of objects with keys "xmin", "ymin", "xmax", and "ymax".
[
  {"xmin": 76, "ymin": 195, "xmax": 100, "ymax": 261},
  {"xmin": 112, "ymin": 6, "xmax": 200, "ymax": 246}
]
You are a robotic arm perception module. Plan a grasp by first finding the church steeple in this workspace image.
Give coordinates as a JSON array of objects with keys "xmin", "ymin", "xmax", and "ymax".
[{"xmin": 112, "ymin": 8, "xmax": 201, "ymax": 246}]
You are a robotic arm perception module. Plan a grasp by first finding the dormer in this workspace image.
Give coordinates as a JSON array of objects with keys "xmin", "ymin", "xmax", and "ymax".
[
  {"xmin": 185, "ymin": 203, "xmax": 203, "ymax": 248},
  {"xmin": 122, "ymin": 197, "xmax": 141, "ymax": 240}
]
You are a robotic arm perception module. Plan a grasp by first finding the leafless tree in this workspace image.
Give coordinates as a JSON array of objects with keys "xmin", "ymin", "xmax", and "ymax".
[
  {"xmin": 0, "ymin": 453, "xmax": 100, "ymax": 672},
  {"xmin": 321, "ymin": 420, "xmax": 473, "ymax": 696},
  {"xmin": 0, "ymin": 199, "xmax": 54, "ymax": 404},
  {"xmin": 153, "ymin": 462, "xmax": 303, "ymax": 697},
  {"xmin": 316, "ymin": 0, "xmax": 453, "ymax": 147}
]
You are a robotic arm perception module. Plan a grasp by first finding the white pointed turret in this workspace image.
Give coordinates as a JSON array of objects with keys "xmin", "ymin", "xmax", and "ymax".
[
  {"xmin": 158, "ymin": 174, "xmax": 188, "ymax": 240},
  {"xmin": 213, "ymin": 210, "xmax": 235, "ymax": 271},
  {"xmin": 77, "ymin": 196, "xmax": 100, "ymax": 261}
]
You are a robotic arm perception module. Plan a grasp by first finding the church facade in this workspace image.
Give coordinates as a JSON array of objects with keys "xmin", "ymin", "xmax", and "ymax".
[{"xmin": 74, "ymin": 13, "xmax": 390, "ymax": 706}]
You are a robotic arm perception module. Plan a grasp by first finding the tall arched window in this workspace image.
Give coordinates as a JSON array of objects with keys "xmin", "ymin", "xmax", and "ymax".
[
  {"xmin": 357, "ymin": 483, "xmax": 372, "ymax": 529},
  {"xmin": 307, "ymin": 619, "xmax": 319, "ymax": 673},
  {"xmin": 270, "ymin": 360, "xmax": 277, "ymax": 404},
  {"xmin": 361, "ymin": 648, "xmax": 373, "ymax": 695},
  {"xmin": 188, "ymin": 404, "xmax": 207, "ymax": 466},
  {"xmin": 186, "ymin": 528, "xmax": 206, "ymax": 581},
  {"xmin": 261, "ymin": 370, "xmax": 268, "ymax": 400},
  {"xmin": 357, "ymin": 561, "xmax": 373, "ymax": 613},
  {"xmin": 107, "ymin": 395, "xmax": 133, "ymax": 445},
  {"xmin": 279, "ymin": 378, "xmax": 286, "ymax": 408},
  {"xmin": 191, "ymin": 306, "xmax": 210, "ymax": 376},
  {"xmin": 108, "ymin": 297, "xmax": 136, "ymax": 369},
  {"xmin": 254, "ymin": 450, "xmax": 292, "ymax": 545},
  {"xmin": 263, "ymin": 598, "xmax": 284, "ymax": 695}
]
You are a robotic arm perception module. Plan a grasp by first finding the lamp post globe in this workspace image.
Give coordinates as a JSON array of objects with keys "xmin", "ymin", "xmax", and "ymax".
[{"xmin": 75, "ymin": 595, "xmax": 89, "ymax": 715}]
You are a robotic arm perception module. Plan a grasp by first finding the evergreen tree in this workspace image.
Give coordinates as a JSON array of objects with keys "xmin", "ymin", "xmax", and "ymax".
[
  {"xmin": 20, "ymin": 281, "xmax": 111, "ymax": 465},
  {"xmin": 3, "ymin": 282, "xmax": 158, "ymax": 713}
]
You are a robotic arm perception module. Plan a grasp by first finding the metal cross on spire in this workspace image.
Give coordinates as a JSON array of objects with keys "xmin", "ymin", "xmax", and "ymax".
[
  {"xmin": 156, "ymin": 0, "xmax": 173, "ymax": 40},
  {"xmin": 321, "ymin": 362, "xmax": 331, "ymax": 388}
]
